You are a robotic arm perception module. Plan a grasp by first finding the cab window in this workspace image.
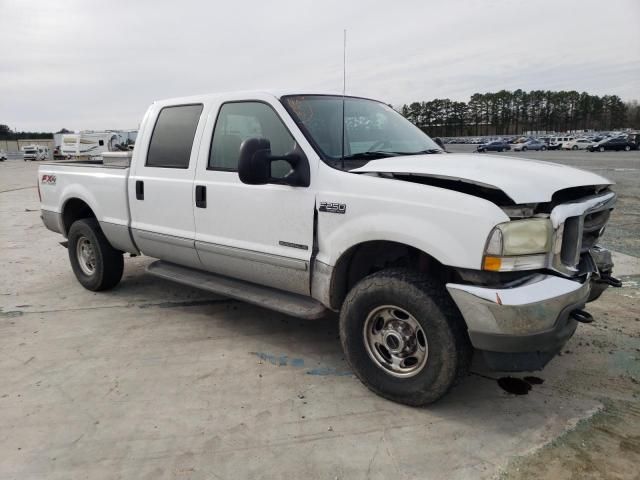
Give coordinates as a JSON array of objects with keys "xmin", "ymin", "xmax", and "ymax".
[
  {"xmin": 146, "ymin": 104, "xmax": 203, "ymax": 168},
  {"xmin": 209, "ymin": 102, "xmax": 296, "ymax": 178}
]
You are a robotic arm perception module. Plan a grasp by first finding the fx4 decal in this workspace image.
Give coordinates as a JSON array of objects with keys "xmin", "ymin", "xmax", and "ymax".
[
  {"xmin": 41, "ymin": 174, "xmax": 57, "ymax": 185},
  {"xmin": 319, "ymin": 201, "xmax": 346, "ymax": 214}
]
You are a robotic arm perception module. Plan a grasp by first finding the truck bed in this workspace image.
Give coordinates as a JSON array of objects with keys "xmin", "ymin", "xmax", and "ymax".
[{"xmin": 38, "ymin": 155, "xmax": 133, "ymax": 251}]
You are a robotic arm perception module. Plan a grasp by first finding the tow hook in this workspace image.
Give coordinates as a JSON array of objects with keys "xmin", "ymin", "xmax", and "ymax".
[{"xmin": 570, "ymin": 309, "xmax": 594, "ymax": 324}]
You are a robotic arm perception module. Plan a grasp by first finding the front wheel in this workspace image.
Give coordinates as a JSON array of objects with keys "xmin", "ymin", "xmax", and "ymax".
[
  {"xmin": 68, "ymin": 218, "xmax": 123, "ymax": 291},
  {"xmin": 625, "ymin": 145, "xmax": 631, "ymax": 151},
  {"xmin": 522, "ymin": 146, "xmax": 528, "ymax": 151},
  {"xmin": 599, "ymin": 146, "xmax": 605, "ymax": 152},
  {"xmin": 572, "ymin": 145, "xmax": 579, "ymax": 150},
  {"xmin": 541, "ymin": 146, "xmax": 547, "ymax": 151},
  {"xmin": 339, "ymin": 268, "xmax": 471, "ymax": 406}
]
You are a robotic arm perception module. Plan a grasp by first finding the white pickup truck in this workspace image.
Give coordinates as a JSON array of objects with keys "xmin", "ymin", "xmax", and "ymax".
[{"xmin": 38, "ymin": 91, "xmax": 620, "ymax": 405}]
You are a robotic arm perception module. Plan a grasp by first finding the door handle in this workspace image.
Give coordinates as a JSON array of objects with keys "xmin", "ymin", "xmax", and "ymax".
[
  {"xmin": 136, "ymin": 180, "xmax": 144, "ymax": 200},
  {"xmin": 195, "ymin": 185, "xmax": 206, "ymax": 208}
]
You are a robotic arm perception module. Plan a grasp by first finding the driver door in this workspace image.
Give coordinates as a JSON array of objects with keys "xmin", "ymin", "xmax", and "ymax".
[{"xmin": 193, "ymin": 99, "xmax": 316, "ymax": 295}]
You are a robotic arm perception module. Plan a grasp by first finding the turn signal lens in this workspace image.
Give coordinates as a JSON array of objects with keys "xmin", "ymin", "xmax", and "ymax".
[{"xmin": 483, "ymin": 256, "xmax": 502, "ymax": 271}]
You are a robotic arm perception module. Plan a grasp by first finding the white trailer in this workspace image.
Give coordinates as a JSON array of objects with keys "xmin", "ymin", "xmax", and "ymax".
[
  {"xmin": 59, "ymin": 131, "xmax": 134, "ymax": 158},
  {"xmin": 22, "ymin": 144, "xmax": 49, "ymax": 161}
]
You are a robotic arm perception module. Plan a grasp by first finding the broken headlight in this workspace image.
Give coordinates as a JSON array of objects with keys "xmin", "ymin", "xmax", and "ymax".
[{"xmin": 483, "ymin": 218, "xmax": 552, "ymax": 271}]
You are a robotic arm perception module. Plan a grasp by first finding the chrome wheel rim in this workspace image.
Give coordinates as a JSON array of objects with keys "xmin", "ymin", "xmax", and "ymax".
[
  {"xmin": 363, "ymin": 305, "xmax": 428, "ymax": 378},
  {"xmin": 76, "ymin": 236, "xmax": 96, "ymax": 275}
]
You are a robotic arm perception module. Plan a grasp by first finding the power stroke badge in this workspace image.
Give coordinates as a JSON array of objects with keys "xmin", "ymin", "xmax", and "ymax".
[{"xmin": 319, "ymin": 202, "xmax": 346, "ymax": 214}]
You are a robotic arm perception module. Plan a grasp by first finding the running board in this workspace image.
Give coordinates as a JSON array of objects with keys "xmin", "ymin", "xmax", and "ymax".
[{"xmin": 146, "ymin": 261, "xmax": 328, "ymax": 319}]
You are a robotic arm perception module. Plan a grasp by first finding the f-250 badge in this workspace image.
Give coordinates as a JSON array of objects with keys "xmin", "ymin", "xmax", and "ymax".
[
  {"xmin": 41, "ymin": 174, "xmax": 56, "ymax": 185},
  {"xmin": 319, "ymin": 202, "xmax": 346, "ymax": 214}
]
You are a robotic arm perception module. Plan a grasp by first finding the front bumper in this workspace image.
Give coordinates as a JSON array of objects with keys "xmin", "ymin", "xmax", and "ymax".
[{"xmin": 447, "ymin": 274, "xmax": 591, "ymax": 371}]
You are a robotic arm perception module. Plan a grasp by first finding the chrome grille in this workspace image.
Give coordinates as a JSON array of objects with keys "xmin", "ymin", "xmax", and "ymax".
[{"xmin": 550, "ymin": 191, "xmax": 616, "ymax": 275}]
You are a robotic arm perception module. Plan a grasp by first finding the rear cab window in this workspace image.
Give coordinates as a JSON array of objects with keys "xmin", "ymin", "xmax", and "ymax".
[{"xmin": 146, "ymin": 104, "xmax": 204, "ymax": 168}]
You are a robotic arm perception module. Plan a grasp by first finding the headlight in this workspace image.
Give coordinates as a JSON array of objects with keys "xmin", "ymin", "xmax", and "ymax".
[{"xmin": 483, "ymin": 218, "xmax": 552, "ymax": 271}]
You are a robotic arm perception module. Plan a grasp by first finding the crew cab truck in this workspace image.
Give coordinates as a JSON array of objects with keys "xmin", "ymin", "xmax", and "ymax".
[{"xmin": 38, "ymin": 91, "xmax": 621, "ymax": 405}]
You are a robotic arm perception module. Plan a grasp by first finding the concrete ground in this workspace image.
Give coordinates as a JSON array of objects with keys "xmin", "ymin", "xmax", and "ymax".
[{"xmin": 1, "ymin": 150, "xmax": 639, "ymax": 479}]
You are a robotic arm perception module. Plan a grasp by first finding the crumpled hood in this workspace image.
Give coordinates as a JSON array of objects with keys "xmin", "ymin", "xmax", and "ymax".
[{"xmin": 350, "ymin": 153, "xmax": 612, "ymax": 204}]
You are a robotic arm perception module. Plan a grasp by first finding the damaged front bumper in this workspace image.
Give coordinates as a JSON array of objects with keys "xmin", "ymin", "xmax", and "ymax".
[{"xmin": 446, "ymin": 246, "xmax": 619, "ymax": 371}]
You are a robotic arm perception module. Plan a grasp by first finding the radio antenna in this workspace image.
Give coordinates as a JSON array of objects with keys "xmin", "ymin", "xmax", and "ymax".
[{"xmin": 341, "ymin": 28, "xmax": 347, "ymax": 170}]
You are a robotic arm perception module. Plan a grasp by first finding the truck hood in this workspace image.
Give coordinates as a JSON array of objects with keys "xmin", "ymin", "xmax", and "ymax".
[{"xmin": 350, "ymin": 153, "xmax": 612, "ymax": 204}]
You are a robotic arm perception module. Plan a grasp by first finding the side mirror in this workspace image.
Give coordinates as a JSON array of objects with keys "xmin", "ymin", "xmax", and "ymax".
[
  {"xmin": 237, "ymin": 138, "xmax": 271, "ymax": 185},
  {"xmin": 238, "ymin": 138, "xmax": 310, "ymax": 187}
]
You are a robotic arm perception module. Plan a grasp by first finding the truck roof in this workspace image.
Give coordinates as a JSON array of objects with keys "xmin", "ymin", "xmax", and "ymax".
[{"xmin": 152, "ymin": 90, "xmax": 376, "ymax": 106}]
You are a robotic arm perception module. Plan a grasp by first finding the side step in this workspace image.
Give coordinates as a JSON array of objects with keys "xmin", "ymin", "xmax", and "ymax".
[{"xmin": 146, "ymin": 261, "xmax": 328, "ymax": 320}]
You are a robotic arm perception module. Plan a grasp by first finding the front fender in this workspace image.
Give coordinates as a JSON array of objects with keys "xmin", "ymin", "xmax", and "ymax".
[{"xmin": 315, "ymin": 169, "xmax": 510, "ymax": 270}]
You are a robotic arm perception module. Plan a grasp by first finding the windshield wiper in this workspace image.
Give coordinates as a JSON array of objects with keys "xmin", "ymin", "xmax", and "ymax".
[
  {"xmin": 339, "ymin": 149, "xmax": 443, "ymax": 163},
  {"xmin": 409, "ymin": 148, "xmax": 443, "ymax": 154},
  {"xmin": 339, "ymin": 151, "xmax": 399, "ymax": 160}
]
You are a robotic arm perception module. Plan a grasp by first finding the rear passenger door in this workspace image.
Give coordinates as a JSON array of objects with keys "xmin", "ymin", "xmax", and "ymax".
[{"xmin": 129, "ymin": 103, "xmax": 207, "ymax": 269}]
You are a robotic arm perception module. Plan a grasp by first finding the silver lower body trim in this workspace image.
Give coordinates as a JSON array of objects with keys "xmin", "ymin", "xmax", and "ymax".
[
  {"xmin": 131, "ymin": 228, "xmax": 202, "ymax": 270},
  {"xmin": 99, "ymin": 222, "xmax": 139, "ymax": 254},
  {"xmin": 196, "ymin": 241, "xmax": 309, "ymax": 296},
  {"xmin": 40, "ymin": 209, "xmax": 63, "ymax": 234}
]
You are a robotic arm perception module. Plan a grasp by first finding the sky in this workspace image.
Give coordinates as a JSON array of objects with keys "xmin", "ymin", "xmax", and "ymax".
[{"xmin": 1, "ymin": 0, "xmax": 639, "ymax": 132}]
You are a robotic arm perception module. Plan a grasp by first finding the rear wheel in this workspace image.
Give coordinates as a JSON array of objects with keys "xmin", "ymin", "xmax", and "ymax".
[
  {"xmin": 541, "ymin": 146, "xmax": 547, "ymax": 151},
  {"xmin": 572, "ymin": 145, "xmax": 578, "ymax": 150},
  {"xmin": 599, "ymin": 146, "xmax": 605, "ymax": 152},
  {"xmin": 625, "ymin": 145, "xmax": 631, "ymax": 151},
  {"xmin": 68, "ymin": 218, "xmax": 123, "ymax": 291},
  {"xmin": 522, "ymin": 146, "xmax": 528, "ymax": 151},
  {"xmin": 339, "ymin": 268, "xmax": 471, "ymax": 406}
]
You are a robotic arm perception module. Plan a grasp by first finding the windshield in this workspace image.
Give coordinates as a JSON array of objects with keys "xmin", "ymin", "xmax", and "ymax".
[{"xmin": 281, "ymin": 95, "xmax": 442, "ymax": 169}]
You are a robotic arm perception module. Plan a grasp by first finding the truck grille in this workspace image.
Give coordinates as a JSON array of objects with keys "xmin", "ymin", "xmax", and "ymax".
[{"xmin": 551, "ymin": 192, "xmax": 616, "ymax": 275}]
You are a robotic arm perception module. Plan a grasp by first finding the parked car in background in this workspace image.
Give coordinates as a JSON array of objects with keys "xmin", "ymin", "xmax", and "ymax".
[
  {"xmin": 587, "ymin": 137, "xmax": 635, "ymax": 152},
  {"xmin": 0, "ymin": 150, "xmax": 7, "ymax": 161},
  {"xmin": 626, "ymin": 132, "xmax": 640, "ymax": 150},
  {"xmin": 476, "ymin": 140, "xmax": 511, "ymax": 152},
  {"xmin": 512, "ymin": 139, "xmax": 547, "ymax": 151},
  {"xmin": 545, "ymin": 138, "xmax": 562, "ymax": 150},
  {"xmin": 563, "ymin": 138, "xmax": 593, "ymax": 150},
  {"xmin": 549, "ymin": 136, "xmax": 575, "ymax": 150}
]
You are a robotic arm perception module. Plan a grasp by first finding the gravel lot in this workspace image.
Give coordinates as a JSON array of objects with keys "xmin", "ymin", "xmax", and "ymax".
[{"xmin": 1, "ymin": 150, "xmax": 639, "ymax": 479}]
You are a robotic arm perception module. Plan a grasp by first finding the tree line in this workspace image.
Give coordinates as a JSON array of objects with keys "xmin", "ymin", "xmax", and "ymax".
[
  {"xmin": 0, "ymin": 125, "xmax": 74, "ymax": 140},
  {"xmin": 0, "ymin": 124, "xmax": 56, "ymax": 140},
  {"xmin": 399, "ymin": 90, "xmax": 640, "ymax": 137}
]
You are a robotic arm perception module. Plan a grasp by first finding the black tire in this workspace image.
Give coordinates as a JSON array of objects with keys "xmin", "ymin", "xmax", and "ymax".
[
  {"xmin": 522, "ymin": 146, "xmax": 528, "ymax": 151},
  {"xmin": 599, "ymin": 146, "xmax": 605, "ymax": 152},
  {"xmin": 541, "ymin": 146, "xmax": 546, "ymax": 151},
  {"xmin": 339, "ymin": 268, "xmax": 472, "ymax": 406},
  {"xmin": 572, "ymin": 145, "xmax": 578, "ymax": 150},
  {"xmin": 498, "ymin": 148, "xmax": 504, "ymax": 152},
  {"xmin": 68, "ymin": 218, "xmax": 123, "ymax": 291},
  {"xmin": 625, "ymin": 145, "xmax": 631, "ymax": 151}
]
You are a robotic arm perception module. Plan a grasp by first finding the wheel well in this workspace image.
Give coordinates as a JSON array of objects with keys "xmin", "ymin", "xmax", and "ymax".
[
  {"xmin": 328, "ymin": 241, "xmax": 445, "ymax": 310},
  {"xmin": 62, "ymin": 198, "xmax": 96, "ymax": 236}
]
